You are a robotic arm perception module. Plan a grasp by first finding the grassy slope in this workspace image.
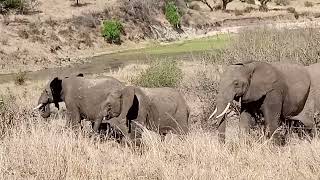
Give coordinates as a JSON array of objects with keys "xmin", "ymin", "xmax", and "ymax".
[{"xmin": 116, "ymin": 35, "xmax": 230, "ymax": 56}]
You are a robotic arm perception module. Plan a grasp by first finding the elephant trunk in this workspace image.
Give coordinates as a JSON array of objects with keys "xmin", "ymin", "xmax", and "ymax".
[
  {"xmin": 39, "ymin": 104, "xmax": 51, "ymax": 118},
  {"xmin": 35, "ymin": 91, "xmax": 51, "ymax": 118},
  {"xmin": 209, "ymin": 89, "xmax": 235, "ymax": 126}
]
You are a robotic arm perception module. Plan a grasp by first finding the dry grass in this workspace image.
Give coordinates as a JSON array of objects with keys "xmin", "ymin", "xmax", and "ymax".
[
  {"xmin": 216, "ymin": 27, "xmax": 320, "ymax": 65},
  {"xmin": 2, "ymin": 58, "xmax": 320, "ymax": 179},
  {"xmin": 3, "ymin": 27, "xmax": 320, "ymax": 179}
]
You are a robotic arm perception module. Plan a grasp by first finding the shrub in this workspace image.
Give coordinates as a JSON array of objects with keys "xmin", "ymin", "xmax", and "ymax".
[
  {"xmin": 258, "ymin": 0, "xmax": 271, "ymax": 11},
  {"xmin": 246, "ymin": 0, "xmax": 256, "ymax": 4},
  {"xmin": 120, "ymin": 0, "xmax": 163, "ymax": 24},
  {"xmin": 101, "ymin": 20, "xmax": 123, "ymax": 44},
  {"xmin": 286, "ymin": 7, "xmax": 296, "ymax": 13},
  {"xmin": 15, "ymin": 71, "xmax": 27, "ymax": 85},
  {"xmin": 234, "ymin": 9, "xmax": 244, "ymax": 16},
  {"xmin": 244, "ymin": 6, "xmax": 255, "ymax": 13},
  {"xmin": 0, "ymin": 0, "xmax": 39, "ymax": 14},
  {"xmin": 132, "ymin": 59, "xmax": 182, "ymax": 88},
  {"xmin": 165, "ymin": 1, "xmax": 181, "ymax": 28},
  {"xmin": 304, "ymin": 1, "xmax": 313, "ymax": 7},
  {"xmin": 274, "ymin": 0, "xmax": 290, "ymax": 6}
]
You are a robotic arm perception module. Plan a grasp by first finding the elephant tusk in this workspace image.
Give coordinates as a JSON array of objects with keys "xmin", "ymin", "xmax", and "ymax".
[
  {"xmin": 208, "ymin": 107, "xmax": 218, "ymax": 120},
  {"xmin": 216, "ymin": 103, "xmax": 231, "ymax": 119},
  {"xmin": 33, "ymin": 103, "xmax": 43, "ymax": 110}
]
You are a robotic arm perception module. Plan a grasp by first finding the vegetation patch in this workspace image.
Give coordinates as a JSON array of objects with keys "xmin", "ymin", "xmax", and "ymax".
[
  {"xmin": 165, "ymin": 1, "xmax": 181, "ymax": 28},
  {"xmin": 213, "ymin": 27, "xmax": 320, "ymax": 65},
  {"xmin": 14, "ymin": 71, "xmax": 27, "ymax": 86},
  {"xmin": 102, "ymin": 20, "xmax": 123, "ymax": 44},
  {"xmin": 132, "ymin": 59, "xmax": 182, "ymax": 88},
  {"xmin": 0, "ymin": 0, "xmax": 39, "ymax": 14}
]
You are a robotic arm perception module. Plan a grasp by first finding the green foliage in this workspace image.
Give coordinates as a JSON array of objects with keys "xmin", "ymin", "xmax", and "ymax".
[
  {"xmin": 165, "ymin": 1, "xmax": 181, "ymax": 28},
  {"xmin": 133, "ymin": 59, "xmax": 182, "ymax": 88},
  {"xmin": 101, "ymin": 20, "xmax": 123, "ymax": 44}
]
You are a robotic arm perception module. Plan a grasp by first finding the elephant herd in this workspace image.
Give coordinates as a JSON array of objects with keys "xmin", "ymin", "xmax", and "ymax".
[
  {"xmin": 34, "ymin": 73, "xmax": 189, "ymax": 145},
  {"xmin": 34, "ymin": 61, "xmax": 320, "ymax": 146}
]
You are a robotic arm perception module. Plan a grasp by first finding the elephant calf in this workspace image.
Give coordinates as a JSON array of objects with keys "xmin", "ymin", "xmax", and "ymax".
[{"xmin": 104, "ymin": 86, "xmax": 190, "ymax": 144}]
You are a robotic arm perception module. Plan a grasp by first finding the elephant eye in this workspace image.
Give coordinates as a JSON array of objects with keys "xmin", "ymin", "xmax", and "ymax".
[{"xmin": 234, "ymin": 81, "xmax": 239, "ymax": 86}]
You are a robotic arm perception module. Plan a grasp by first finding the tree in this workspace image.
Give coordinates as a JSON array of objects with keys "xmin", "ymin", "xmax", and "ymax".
[
  {"xmin": 222, "ymin": 0, "xmax": 233, "ymax": 10},
  {"xmin": 258, "ymin": 0, "xmax": 271, "ymax": 11},
  {"xmin": 195, "ymin": 0, "xmax": 214, "ymax": 11}
]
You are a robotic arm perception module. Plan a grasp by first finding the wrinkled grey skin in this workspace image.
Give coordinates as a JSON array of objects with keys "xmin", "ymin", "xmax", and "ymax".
[
  {"xmin": 104, "ymin": 86, "xmax": 190, "ymax": 145},
  {"xmin": 290, "ymin": 63, "xmax": 320, "ymax": 134},
  {"xmin": 36, "ymin": 75, "xmax": 124, "ymax": 132},
  {"xmin": 212, "ymin": 61, "xmax": 311, "ymax": 145}
]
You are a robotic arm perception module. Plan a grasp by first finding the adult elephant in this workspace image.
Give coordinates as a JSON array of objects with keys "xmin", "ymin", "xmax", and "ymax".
[
  {"xmin": 34, "ymin": 74, "xmax": 124, "ymax": 132},
  {"xmin": 289, "ymin": 63, "xmax": 320, "ymax": 134},
  {"xmin": 104, "ymin": 86, "xmax": 190, "ymax": 145},
  {"xmin": 208, "ymin": 61, "xmax": 311, "ymax": 144}
]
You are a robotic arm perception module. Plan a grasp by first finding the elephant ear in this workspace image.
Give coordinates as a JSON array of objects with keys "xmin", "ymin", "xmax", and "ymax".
[
  {"xmin": 49, "ymin": 77, "xmax": 62, "ymax": 109},
  {"xmin": 244, "ymin": 62, "xmax": 279, "ymax": 102}
]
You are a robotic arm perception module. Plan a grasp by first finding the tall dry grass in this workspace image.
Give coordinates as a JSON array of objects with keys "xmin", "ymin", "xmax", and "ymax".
[
  {"xmin": 214, "ymin": 27, "xmax": 320, "ymax": 65},
  {"xmin": 2, "ymin": 27, "xmax": 320, "ymax": 179}
]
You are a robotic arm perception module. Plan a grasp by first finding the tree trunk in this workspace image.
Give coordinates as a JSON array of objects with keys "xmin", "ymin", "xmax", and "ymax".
[{"xmin": 201, "ymin": 0, "xmax": 214, "ymax": 11}]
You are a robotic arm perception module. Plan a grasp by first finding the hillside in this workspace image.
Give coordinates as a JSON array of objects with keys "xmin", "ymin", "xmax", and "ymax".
[{"xmin": 0, "ymin": 0, "xmax": 320, "ymax": 74}]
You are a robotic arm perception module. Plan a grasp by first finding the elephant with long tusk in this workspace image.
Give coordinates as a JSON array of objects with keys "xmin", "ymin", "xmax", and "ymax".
[{"xmin": 210, "ymin": 61, "xmax": 313, "ymax": 145}]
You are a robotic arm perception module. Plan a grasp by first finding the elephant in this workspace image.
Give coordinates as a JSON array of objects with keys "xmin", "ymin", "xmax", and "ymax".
[
  {"xmin": 289, "ymin": 63, "xmax": 320, "ymax": 134},
  {"xmin": 103, "ymin": 86, "xmax": 190, "ymax": 145},
  {"xmin": 34, "ymin": 74, "xmax": 125, "ymax": 133},
  {"xmin": 208, "ymin": 61, "xmax": 312, "ymax": 144}
]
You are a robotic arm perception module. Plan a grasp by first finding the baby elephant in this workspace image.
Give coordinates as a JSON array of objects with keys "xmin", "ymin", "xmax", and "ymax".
[{"xmin": 104, "ymin": 86, "xmax": 190, "ymax": 145}]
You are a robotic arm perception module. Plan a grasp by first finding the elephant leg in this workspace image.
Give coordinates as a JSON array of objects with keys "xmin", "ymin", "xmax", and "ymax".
[
  {"xmin": 130, "ymin": 121, "xmax": 143, "ymax": 147},
  {"xmin": 262, "ymin": 92, "xmax": 284, "ymax": 145},
  {"xmin": 239, "ymin": 111, "xmax": 255, "ymax": 141},
  {"xmin": 66, "ymin": 108, "xmax": 81, "ymax": 130},
  {"xmin": 218, "ymin": 117, "xmax": 226, "ymax": 144},
  {"xmin": 107, "ymin": 117, "xmax": 130, "ymax": 138},
  {"xmin": 93, "ymin": 118, "xmax": 102, "ymax": 133},
  {"xmin": 291, "ymin": 98, "xmax": 316, "ymax": 139},
  {"xmin": 239, "ymin": 111, "xmax": 254, "ymax": 134}
]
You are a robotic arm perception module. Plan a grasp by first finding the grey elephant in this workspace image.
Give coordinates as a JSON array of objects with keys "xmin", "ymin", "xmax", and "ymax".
[
  {"xmin": 208, "ymin": 61, "xmax": 311, "ymax": 144},
  {"xmin": 289, "ymin": 63, "xmax": 320, "ymax": 134},
  {"xmin": 103, "ymin": 86, "xmax": 190, "ymax": 145},
  {"xmin": 34, "ymin": 74, "xmax": 124, "ymax": 132}
]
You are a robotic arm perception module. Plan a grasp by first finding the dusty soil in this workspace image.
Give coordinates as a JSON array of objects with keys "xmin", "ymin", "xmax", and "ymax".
[{"xmin": 0, "ymin": 0, "xmax": 320, "ymax": 74}]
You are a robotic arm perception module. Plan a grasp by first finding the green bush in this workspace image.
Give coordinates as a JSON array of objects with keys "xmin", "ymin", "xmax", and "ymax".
[
  {"xmin": 165, "ymin": 1, "xmax": 181, "ymax": 28},
  {"xmin": 133, "ymin": 59, "xmax": 182, "ymax": 88},
  {"xmin": 101, "ymin": 20, "xmax": 123, "ymax": 44}
]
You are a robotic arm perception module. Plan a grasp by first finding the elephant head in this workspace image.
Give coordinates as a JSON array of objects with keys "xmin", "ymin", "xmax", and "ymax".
[
  {"xmin": 105, "ymin": 86, "xmax": 155, "ymax": 140},
  {"xmin": 209, "ymin": 61, "xmax": 283, "ymax": 141},
  {"xmin": 34, "ymin": 73, "xmax": 84, "ymax": 118}
]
